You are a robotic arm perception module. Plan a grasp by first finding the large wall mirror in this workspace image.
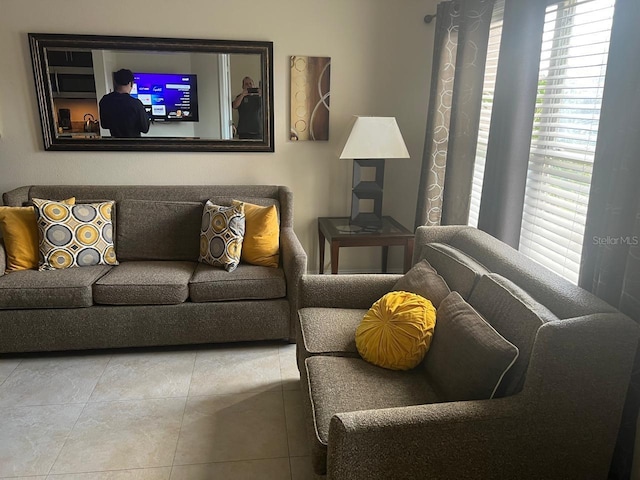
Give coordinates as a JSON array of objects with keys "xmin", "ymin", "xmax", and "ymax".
[{"xmin": 29, "ymin": 33, "xmax": 274, "ymax": 152}]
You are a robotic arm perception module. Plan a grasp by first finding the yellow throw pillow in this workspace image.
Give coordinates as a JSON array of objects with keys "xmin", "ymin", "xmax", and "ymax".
[
  {"xmin": 356, "ymin": 291, "xmax": 436, "ymax": 370},
  {"xmin": 0, "ymin": 197, "xmax": 75, "ymax": 272},
  {"xmin": 232, "ymin": 200, "xmax": 280, "ymax": 268}
]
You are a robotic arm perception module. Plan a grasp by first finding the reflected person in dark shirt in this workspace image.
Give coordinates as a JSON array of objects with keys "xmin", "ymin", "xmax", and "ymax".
[
  {"xmin": 99, "ymin": 69, "xmax": 150, "ymax": 138},
  {"xmin": 232, "ymin": 76, "xmax": 262, "ymax": 139}
]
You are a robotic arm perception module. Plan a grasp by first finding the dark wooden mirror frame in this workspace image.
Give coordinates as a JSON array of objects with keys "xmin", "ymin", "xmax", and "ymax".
[{"xmin": 28, "ymin": 33, "xmax": 274, "ymax": 152}]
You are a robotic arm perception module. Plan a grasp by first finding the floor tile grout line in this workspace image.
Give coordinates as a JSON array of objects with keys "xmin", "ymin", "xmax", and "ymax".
[
  {"xmin": 43, "ymin": 400, "xmax": 89, "ymax": 477},
  {"xmin": 171, "ymin": 455, "xmax": 293, "ymax": 468},
  {"xmin": 169, "ymin": 350, "xmax": 198, "ymax": 471},
  {"xmin": 44, "ymin": 464, "xmax": 172, "ymax": 477},
  {"xmin": 0, "ymin": 400, "xmax": 90, "ymax": 410},
  {"xmin": 279, "ymin": 345, "xmax": 296, "ymax": 480},
  {"xmin": 85, "ymin": 353, "xmax": 115, "ymax": 404},
  {"xmin": 175, "ymin": 389, "xmax": 282, "ymax": 399},
  {"xmin": 44, "ymin": 353, "xmax": 113, "ymax": 477},
  {"xmin": 83, "ymin": 394, "xmax": 194, "ymax": 405},
  {"xmin": 186, "ymin": 349, "xmax": 200, "ymax": 399},
  {"xmin": 0, "ymin": 359, "xmax": 22, "ymax": 389}
]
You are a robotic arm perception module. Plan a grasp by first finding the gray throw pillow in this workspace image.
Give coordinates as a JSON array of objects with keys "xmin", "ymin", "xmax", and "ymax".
[
  {"xmin": 393, "ymin": 259, "xmax": 451, "ymax": 308},
  {"xmin": 423, "ymin": 291, "xmax": 519, "ymax": 401}
]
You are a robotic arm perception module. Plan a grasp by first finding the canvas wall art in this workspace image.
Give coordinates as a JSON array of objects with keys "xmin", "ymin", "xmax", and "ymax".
[{"xmin": 290, "ymin": 56, "xmax": 331, "ymax": 141}]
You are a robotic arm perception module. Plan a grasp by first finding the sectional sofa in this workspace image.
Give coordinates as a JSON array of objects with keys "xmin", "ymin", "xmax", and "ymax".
[
  {"xmin": 0, "ymin": 185, "xmax": 307, "ymax": 353},
  {"xmin": 297, "ymin": 225, "xmax": 638, "ymax": 479}
]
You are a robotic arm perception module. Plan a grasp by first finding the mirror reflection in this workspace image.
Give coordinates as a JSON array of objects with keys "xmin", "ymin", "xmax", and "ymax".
[
  {"xmin": 50, "ymin": 49, "xmax": 261, "ymax": 141},
  {"xmin": 29, "ymin": 34, "xmax": 274, "ymax": 152}
]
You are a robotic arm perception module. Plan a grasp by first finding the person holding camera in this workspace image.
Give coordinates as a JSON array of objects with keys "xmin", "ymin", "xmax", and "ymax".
[
  {"xmin": 99, "ymin": 69, "xmax": 150, "ymax": 138},
  {"xmin": 232, "ymin": 76, "xmax": 262, "ymax": 139}
]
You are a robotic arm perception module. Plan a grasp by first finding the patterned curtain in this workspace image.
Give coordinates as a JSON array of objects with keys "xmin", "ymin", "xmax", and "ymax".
[
  {"xmin": 578, "ymin": 0, "xmax": 640, "ymax": 476},
  {"xmin": 415, "ymin": 1, "xmax": 459, "ymax": 228},
  {"xmin": 415, "ymin": 0, "xmax": 495, "ymax": 229}
]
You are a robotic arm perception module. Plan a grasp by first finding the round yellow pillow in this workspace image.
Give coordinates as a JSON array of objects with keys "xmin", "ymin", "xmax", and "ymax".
[{"xmin": 356, "ymin": 291, "xmax": 436, "ymax": 370}]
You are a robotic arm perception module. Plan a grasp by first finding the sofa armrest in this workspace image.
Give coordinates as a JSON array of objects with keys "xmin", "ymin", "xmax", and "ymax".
[
  {"xmin": 300, "ymin": 274, "xmax": 400, "ymax": 310},
  {"xmin": 328, "ymin": 398, "xmax": 525, "ymax": 480},
  {"xmin": 280, "ymin": 227, "xmax": 307, "ymax": 341},
  {"xmin": 0, "ymin": 237, "xmax": 5, "ymax": 276}
]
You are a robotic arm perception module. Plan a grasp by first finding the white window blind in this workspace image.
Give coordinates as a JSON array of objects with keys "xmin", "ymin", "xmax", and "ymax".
[
  {"xmin": 519, "ymin": 0, "xmax": 614, "ymax": 284},
  {"xmin": 468, "ymin": 0, "xmax": 505, "ymax": 227}
]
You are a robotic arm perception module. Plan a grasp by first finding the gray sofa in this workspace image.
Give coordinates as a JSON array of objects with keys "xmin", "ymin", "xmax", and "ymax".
[
  {"xmin": 297, "ymin": 225, "xmax": 638, "ymax": 479},
  {"xmin": 0, "ymin": 185, "xmax": 307, "ymax": 353}
]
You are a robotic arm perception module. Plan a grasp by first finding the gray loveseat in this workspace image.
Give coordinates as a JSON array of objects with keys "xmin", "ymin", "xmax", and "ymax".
[
  {"xmin": 297, "ymin": 225, "xmax": 638, "ymax": 479},
  {"xmin": 0, "ymin": 185, "xmax": 307, "ymax": 353}
]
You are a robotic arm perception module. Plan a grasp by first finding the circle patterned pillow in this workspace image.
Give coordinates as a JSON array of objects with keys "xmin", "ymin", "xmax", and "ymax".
[
  {"xmin": 199, "ymin": 201, "xmax": 245, "ymax": 272},
  {"xmin": 33, "ymin": 199, "xmax": 118, "ymax": 270}
]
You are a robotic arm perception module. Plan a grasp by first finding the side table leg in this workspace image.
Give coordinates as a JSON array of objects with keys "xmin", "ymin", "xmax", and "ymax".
[
  {"xmin": 382, "ymin": 246, "xmax": 389, "ymax": 273},
  {"xmin": 404, "ymin": 238, "xmax": 415, "ymax": 273},
  {"xmin": 318, "ymin": 228, "xmax": 326, "ymax": 274},
  {"xmin": 330, "ymin": 240, "xmax": 340, "ymax": 274}
]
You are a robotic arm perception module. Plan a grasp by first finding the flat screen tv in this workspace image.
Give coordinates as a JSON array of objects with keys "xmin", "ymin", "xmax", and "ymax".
[{"xmin": 130, "ymin": 72, "xmax": 199, "ymax": 122}]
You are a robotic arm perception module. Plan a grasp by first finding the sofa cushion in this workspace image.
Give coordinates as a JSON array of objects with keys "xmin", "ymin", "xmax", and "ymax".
[
  {"xmin": 93, "ymin": 261, "xmax": 195, "ymax": 305},
  {"xmin": 297, "ymin": 307, "xmax": 364, "ymax": 368},
  {"xmin": 232, "ymin": 200, "xmax": 280, "ymax": 268},
  {"xmin": 199, "ymin": 202, "xmax": 245, "ymax": 272},
  {"xmin": 392, "ymin": 259, "xmax": 451, "ymax": 308},
  {"xmin": 468, "ymin": 273, "xmax": 558, "ymax": 397},
  {"xmin": 303, "ymin": 355, "xmax": 442, "ymax": 475},
  {"xmin": 115, "ymin": 199, "xmax": 203, "ymax": 262},
  {"xmin": 356, "ymin": 291, "xmax": 436, "ymax": 371},
  {"xmin": 33, "ymin": 199, "xmax": 117, "ymax": 271},
  {"xmin": 423, "ymin": 292, "xmax": 519, "ymax": 402},
  {"xmin": 189, "ymin": 263, "xmax": 286, "ymax": 302},
  {"xmin": 0, "ymin": 265, "xmax": 111, "ymax": 309}
]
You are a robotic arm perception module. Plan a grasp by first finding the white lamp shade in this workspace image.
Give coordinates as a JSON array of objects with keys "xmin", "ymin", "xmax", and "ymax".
[{"xmin": 339, "ymin": 116, "xmax": 410, "ymax": 159}]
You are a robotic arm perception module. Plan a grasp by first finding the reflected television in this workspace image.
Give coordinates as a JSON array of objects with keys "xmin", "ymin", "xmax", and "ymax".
[{"xmin": 129, "ymin": 72, "xmax": 199, "ymax": 122}]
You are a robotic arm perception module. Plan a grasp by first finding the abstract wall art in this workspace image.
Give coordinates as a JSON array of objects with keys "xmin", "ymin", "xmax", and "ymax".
[{"xmin": 290, "ymin": 56, "xmax": 331, "ymax": 141}]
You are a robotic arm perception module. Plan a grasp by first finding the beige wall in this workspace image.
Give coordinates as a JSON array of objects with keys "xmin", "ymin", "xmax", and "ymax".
[{"xmin": 0, "ymin": 0, "xmax": 436, "ymax": 273}]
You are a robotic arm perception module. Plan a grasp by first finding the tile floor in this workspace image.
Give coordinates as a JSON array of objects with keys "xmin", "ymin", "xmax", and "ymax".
[{"xmin": 0, "ymin": 342, "xmax": 316, "ymax": 480}]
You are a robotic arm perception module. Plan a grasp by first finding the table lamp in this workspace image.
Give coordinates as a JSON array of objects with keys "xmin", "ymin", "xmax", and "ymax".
[{"xmin": 339, "ymin": 116, "xmax": 410, "ymax": 228}]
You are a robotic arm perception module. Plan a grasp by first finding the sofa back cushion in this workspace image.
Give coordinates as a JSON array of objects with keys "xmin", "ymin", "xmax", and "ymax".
[
  {"xmin": 418, "ymin": 243, "xmax": 490, "ymax": 299},
  {"xmin": 116, "ymin": 200, "xmax": 203, "ymax": 261},
  {"xmin": 468, "ymin": 273, "xmax": 559, "ymax": 396},
  {"xmin": 449, "ymin": 228, "xmax": 617, "ymax": 318}
]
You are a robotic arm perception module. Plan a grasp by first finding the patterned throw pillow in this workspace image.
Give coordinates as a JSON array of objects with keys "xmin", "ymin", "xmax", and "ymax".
[
  {"xmin": 199, "ymin": 201, "xmax": 245, "ymax": 272},
  {"xmin": 33, "ymin": 199, "xmax": 118, "ymax": 270}
]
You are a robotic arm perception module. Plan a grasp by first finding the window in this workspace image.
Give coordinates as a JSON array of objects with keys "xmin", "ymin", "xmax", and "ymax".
[
  {"xmin": 468, "ymin": 0, "xmax": 505, "ymax": 228},
  {"xmin": 519, "ymin": 0, "xmax": 614, "ymax": 283}
]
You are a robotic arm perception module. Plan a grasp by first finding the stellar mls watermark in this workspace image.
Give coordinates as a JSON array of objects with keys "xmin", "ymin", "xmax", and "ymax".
[{"xmin": 592, "ymin": 236, "xmax": 639, "ymax": 246}]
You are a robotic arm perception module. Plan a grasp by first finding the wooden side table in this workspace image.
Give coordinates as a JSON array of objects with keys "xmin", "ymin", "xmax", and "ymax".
[{"xmin": 318, "ymin": 216, "xmax": 415, "ymax": 274}]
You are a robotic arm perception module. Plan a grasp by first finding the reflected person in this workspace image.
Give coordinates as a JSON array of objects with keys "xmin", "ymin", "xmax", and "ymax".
[
  {"xmin": 232, "ymin": 76, "xmax": 262, "ymax": 139},
  {"xmin": 99, "ymin": 69, "xmax": 150, "ymax": 138}
]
